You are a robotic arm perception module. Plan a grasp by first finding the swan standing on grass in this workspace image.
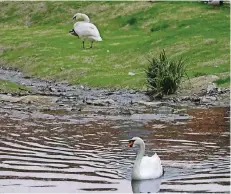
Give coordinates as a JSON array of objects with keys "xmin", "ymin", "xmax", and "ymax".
[
  {"xmin": 206, "ymin": 0, "xmax": 223, "ymax": 6},
  {"xmin": 128, "ymin": 137, "xmax": 164, "ymax": 180},
  {"xmin": 69, "ymin": 13, "xmax": 102, "ymax": 49}
]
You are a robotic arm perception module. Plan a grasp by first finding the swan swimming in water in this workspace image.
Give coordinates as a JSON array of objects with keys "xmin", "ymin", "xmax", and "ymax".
[
  {"xmin": 128, "ymin": 137, "xmax": 164, "ymax": 180},
  {"xmin": 69, "ymin": 13, "xmax": 102, "ymax": 49}
]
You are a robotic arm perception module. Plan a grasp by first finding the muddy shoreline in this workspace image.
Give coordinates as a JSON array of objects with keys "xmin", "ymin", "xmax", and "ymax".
[{"xmin": 0, "ymin": 68, "xmax": 230, "ymax": 121}]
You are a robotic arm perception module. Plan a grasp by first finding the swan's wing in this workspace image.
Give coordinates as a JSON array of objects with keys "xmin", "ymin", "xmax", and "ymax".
[
  {"xmin": 151, "ymin": 153, "xmax": 162, "ymax": 165},
  {"xmin": 139, "ymin": 153, "xmax": 163, "ymax": 179},
  {"xmin": 140, "ymin": 154, "xmax": 161, "ymax": 168},
  {"xmin": 74, "ymin": 22, "xmax": 102, "ymax": 40}
]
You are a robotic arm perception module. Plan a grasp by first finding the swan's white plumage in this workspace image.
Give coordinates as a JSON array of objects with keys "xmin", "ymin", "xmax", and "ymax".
[
  {"xmin": 70, "ymin": 13, "xmax": 102, "ymax": 48},
  {"xmin": 74, "ymin": 22, "xmax": 102, "ymax": 41},
  {"xmin": 129, "ymin": 137, "xmax": 163, "ymax": 180},
  {"xmin": 137, "ymin": 154, "xmax": 163, "ymax": 180}
]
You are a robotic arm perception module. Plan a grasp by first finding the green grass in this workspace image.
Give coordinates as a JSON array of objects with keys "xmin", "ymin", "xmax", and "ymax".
[
  {"xmin": 214, "ymin": 76, "xmax": 230, "ymax": 87},
  {"xmin": 0, "ymin": 1, "xmax": 230, "ymax": 89},
  {"xmin": 0, "ymin": 80, "xmax": 31, "ymax": 93}
]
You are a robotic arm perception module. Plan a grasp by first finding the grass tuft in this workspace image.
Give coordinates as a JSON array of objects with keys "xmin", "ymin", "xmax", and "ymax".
[
  {"xmin": 127, "ymin": 17, "xmax": 137, "ymax": 25},
  {"xmin": 150, "ymin": 22, "xmax": 169, "ymax": 32},
  {"xmin": 146, "ymin": 50, "xmax": 187, "ymax": 98},
  {"xmin": 0, "ymin": 80, "xmax": 31, "ymax": 93}
]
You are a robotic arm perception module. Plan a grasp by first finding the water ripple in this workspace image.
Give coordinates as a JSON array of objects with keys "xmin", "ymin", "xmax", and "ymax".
[{"xmin": 0, "ymin": 107, "xmax": 229, "ymax": 193}]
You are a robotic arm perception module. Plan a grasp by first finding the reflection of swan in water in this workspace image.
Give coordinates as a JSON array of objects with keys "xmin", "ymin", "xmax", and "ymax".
[{"xmin": 131, "ymin": 178, "xmax": 162, "ymax": 193}]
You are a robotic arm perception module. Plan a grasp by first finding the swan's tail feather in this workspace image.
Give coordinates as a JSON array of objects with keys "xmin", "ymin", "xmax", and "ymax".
[{"xmin": 96, "ymin": 36, "xmax": 103, "ymax": 41}]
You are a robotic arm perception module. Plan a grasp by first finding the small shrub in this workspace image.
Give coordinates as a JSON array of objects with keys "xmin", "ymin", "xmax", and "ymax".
[
  {"xmin": 150, "ymin": 23, "xmax": 169, "ymax": 32},
  {"xmin": 127, "ymin": 17, "xmax": 137, "ymax": 25},
  {"xmin": 178, "ymin": 22, "xmax": 187, "ymax": 28},
  {"xmin": 146, "ymin": 50, "xmax": 187, "ymax": 98}
]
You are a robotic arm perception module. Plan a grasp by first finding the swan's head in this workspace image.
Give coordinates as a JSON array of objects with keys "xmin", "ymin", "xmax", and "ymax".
[
  {"xmin": 72, "ymin": 13, "xmax": 90, "ymax": 22},
  {"xmin": 69, "ymin": 29, "xmax": 79, "ymax": 37},
  {"xmin": 128, "ymin": 137, "xmax": 144, "ymax": 147}
]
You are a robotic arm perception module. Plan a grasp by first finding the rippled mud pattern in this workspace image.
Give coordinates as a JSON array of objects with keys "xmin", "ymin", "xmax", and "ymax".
[{"xmin": 0, "ymin": 106, "xmax": 229, "ymax": 193}]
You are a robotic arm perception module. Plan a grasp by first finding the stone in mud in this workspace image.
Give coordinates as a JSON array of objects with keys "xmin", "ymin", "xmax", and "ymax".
[
  {"xmin": 156, "ymin": 106, "xmax": 174, "ymax": 114},
  {"xmin": 217, "ymin": 88, "xmax": 230, "ymax": 94},
  {"xmin": 0, "ymin": 94, "xmax": 21, "ymax": 103},
  {"xmin": 181, "ymin": 96, "xmax": 191, "ymax": 101},
  {"xmin": 206, "ymin": 83, "xmax": 217, "ymax": 95},
  {"xmin": 190, "ymin": 97, "xmax": 201, "ymax": 102},
  {"xmin": 48, "ymin": 86, "xmax": 57, "ymax": 93},
  {"xmin": 0, "ymin": 94, "xmax": 58, "ymax": 105},
  {"xmin": 105, "ymin": 92, "xmax": 114, "ymax": 96},
  {"xmin": 173, "ymin": 108, "xmax": 187, "ymax": 115},
  {"xmin": 201, "ymin": 96, "xmax": 217, "ymax": 103},
  {"xmin": 137, "ymin": 101, "xmax": 169, "ymax": 107},
  {"xmin": 20, "ymin": 95, "xmax": 58, "ymax": 105},
  {"xmin": 86, "ymin": 99, "xmax": 115, "ymax": 106}
]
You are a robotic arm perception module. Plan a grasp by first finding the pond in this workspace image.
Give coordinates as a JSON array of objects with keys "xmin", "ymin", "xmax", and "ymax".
[{"xmin": 0, "ymin": 107, "xmax": 229, "ymax": 193}]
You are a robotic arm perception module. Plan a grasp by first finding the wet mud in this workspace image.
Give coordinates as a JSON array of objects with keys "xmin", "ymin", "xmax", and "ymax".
[{"xmin": 0, "ymin": 68, "xmax": 229, "ymax": 122}]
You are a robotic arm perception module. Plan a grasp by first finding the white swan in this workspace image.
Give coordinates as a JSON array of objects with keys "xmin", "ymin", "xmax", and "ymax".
[
  {"xmin": 69, "ymin": 13, "xmax": 102, "ymax": 49},
  {"xmin": 128, "ymin": 137, "xmax": 163, "ymax": 180},
  {"xmin": 206, "ymin": 0, "xmax": 223, "ymax": 6}
]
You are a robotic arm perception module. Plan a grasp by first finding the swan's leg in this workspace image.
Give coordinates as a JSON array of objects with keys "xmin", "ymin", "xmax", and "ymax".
[
  {"xmin": 82, "ymin": 41, "xmax": 85, "ymax": 49},
  {"xmin": 90, "ymin": 41, "xmax": 93, "ymax": 49}
]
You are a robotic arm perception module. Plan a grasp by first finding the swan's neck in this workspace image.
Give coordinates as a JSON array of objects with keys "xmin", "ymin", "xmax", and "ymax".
[{"xmin": 134, "ymin": 142, "xmax": 145, "ymax": 170}]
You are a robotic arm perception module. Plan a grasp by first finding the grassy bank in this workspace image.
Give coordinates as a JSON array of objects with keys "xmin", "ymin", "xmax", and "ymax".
[
  {"xmin": 0, "ymin": 80, "xmax": 31, "ymax": 93},
  {"xmin": 0, "ymin": 1, "xmax": 230, "ymax": 90}
]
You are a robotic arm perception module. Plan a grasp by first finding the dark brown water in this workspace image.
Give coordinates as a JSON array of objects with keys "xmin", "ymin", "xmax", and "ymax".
[{"xmin": 0, "ymin": 107, "xmax": 230, "ymax": 193}]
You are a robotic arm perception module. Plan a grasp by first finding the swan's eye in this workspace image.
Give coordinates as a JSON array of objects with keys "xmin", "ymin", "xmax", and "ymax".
[{"xmin": 128, "ymin": 140, "xmax": 135, "ymax": 147}]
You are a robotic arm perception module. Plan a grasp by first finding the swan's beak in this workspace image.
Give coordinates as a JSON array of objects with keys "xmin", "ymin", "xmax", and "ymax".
[
  {"xmin": 128, "ymin": 140, "xmax": 135, "ymax": 147},
  {"xmin": 69, "ymin": 29, "xmax": 79, "ymax": 37},
  {"xmin": 120, "ymin": 139, "xmax": 132, "ymax": 147},
  {"xmin": 128, "ymin": 142, "xmax": 133, "ymax": 147},
  {"xmin": 120, "ymin": 139, "xmax": 134, "ymax": 147}
]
